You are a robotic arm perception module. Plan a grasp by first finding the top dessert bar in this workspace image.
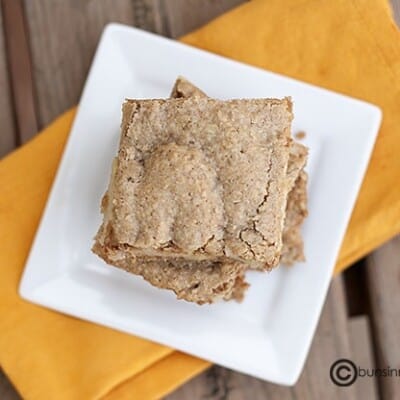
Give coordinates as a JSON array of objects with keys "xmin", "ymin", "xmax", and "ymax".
[{"xmin": 96, "ymin": 97, "xmax": 292, "ymax": 266}]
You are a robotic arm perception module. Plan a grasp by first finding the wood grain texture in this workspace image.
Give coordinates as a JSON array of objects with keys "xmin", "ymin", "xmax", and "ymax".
[
  {"xmin": 1, "ymin": 0, "xmax": 38, "ymax": 144},
  {"xmin": 166, "ymin": 277, "xmax": 358, "ymax": 400},
  {"xmin": 349, "ymin": 316, "xmax": 379, "ymax": 400},
  {"xmin": 23, "ymin": 0, "xmax": 162, "ymax": 128},
  {"xmin": 0, "ymin": 3, "xmax": 16, "ymax": 157},
  {"xmin": 366, "ymin": 236, "xmax": 400, "ymax": 400},
  {"xmin": 158, "ymin": 0, "xmax": 246, "ymax": 38}
]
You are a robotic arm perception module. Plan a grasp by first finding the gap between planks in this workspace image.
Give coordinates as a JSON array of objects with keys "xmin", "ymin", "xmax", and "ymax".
[{"xmin": 1, "ymin": 0, "xmax": 38, "ymax": 144}]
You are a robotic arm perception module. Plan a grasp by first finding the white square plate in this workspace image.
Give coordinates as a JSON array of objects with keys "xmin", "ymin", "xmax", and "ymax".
[{"xmin": 20, "ymin": 24, "xmax": 381, "ymax": 385}]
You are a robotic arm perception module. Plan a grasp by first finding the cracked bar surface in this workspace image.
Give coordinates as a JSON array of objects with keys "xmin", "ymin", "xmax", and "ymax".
[
  {"xmin": 95, "ymin": 96, "xmax": 292, "ymax": 267},
  {"xmin": 170, "ymin": 77, "xmax": 308, "ymax": 265}
]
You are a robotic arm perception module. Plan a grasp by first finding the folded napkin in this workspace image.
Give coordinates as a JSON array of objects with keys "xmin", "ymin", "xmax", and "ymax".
[{"xmin": 1, "ymin": 0, "xmax": 399, "ymax": 398}]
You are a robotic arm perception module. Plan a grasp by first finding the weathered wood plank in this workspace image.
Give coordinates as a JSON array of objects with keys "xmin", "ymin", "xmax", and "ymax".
[
  {"xmin": 0, "ymin": 4, "xmax": 16, "ymax": 157},
  {"xmin": 23, "ymin": 0, "xmax": 163, "ymax": 128},
  {"xmin": 366, "ymin": 235, "xmax": 400, "ymax": 400},
  {"xmin": 349, "ymin": 316, "xmax": 379, "ymax": 400},
  {"xmin": 2, "ymin": 0, "xmax": 38, "ymax": 144},
  {"xmin": 166, "ymin": 277, "xmax": 357, "ymax": 400},
  {"xmin": 158, "ymin": 0, "xmax": 246, "ymax": 38},
  {"xmin": 23, "ymin": 0, "xmax": 246, "ymax": 127}
]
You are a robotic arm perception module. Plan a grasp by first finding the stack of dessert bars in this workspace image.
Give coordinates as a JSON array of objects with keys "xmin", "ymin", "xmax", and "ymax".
[{"xmin": 93, "ymin": 77, "xmax": 308, "ymax": 304}]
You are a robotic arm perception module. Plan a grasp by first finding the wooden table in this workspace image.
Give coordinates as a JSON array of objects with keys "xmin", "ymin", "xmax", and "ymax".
[{"xmin": 0, "ymin": 1, "xmax": 399, "ymax": 399}]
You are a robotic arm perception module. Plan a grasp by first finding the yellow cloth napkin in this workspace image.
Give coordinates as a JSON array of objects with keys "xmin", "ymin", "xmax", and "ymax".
[{"xmin": 1, "ymin": 0, "xmax": 399, "ymax": 399}]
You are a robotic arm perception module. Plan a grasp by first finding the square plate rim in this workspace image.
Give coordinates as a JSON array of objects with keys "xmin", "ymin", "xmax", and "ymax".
[{"xmin": 19, "ymin": 22, "xmax": 382, "ymax": 386}]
